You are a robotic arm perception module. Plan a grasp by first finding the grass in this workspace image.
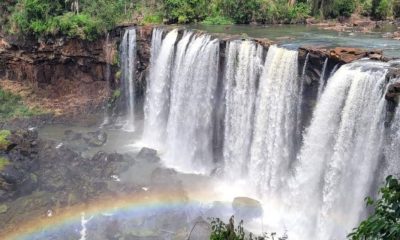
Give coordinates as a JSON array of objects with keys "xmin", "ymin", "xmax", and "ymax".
[
  {"xmin": 0, "ymin": 157, "xmax": 10, "ymax": 171},
  {"xmin": 0, "ymin": 88, "xmax": 44, "ymax": 121},
  {"xmin": 201, "ymin": 16, "xmax": 234, "ymax": 25},
  {"xmin": 0, "ymin": 130, "xmax": 11, "ymax": 151}
]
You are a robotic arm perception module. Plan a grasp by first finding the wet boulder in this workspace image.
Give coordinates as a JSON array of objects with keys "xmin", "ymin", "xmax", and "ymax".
[
  {"xmin": 63, "ymin": 129, "xmax": 82, "ymax": 141},
  {"xmin": 386, "ymin": 81, "xmax": 400, "ymax": 103},
  {"xmin": 232, "ymin": 197, "xmax": 263, "ymax": 219},
  {"xmin": 136, "ymin": 147, "xmax": 160, "ymax": 163},
  {"xmin": 83, "ymin": 130, "xmax": 108, "ymax": 147},
  {"xmin": 188, "ymin": 218, "xmax": 211, "ymax": 240}
]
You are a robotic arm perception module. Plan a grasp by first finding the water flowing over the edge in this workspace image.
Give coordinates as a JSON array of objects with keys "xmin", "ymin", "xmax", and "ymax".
[
  {"xmin": 384, "ymin": 84, "xmax": 400, "ymax": 176},
  {"xmin": 288, "ymin": 61, "xmax": 389, "ymax": 239},
  {"xmin": 120, "ymin": 28, "xmax": 137, "ymax": 131},
  {"xmin": 120, "ymin": 28, "xmax": 400, "ymax": 240}
]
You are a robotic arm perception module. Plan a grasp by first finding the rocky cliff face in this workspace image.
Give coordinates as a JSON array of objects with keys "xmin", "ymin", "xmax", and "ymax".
[{"xmin": 0, "ymin": 34, "xmax": 120, "ymax": 119}]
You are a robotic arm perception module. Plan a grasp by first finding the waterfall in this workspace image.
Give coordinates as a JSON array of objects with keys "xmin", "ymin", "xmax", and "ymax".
[
  {"xmin": 330, "ymin": 63, "xmax": 340, "ymax": 78},
  {"xmin": 249, "ymin": 45, "xmax": 299, "ymax": 195},
  {"xmin": 165, "ymin": 33, "xmax": 220, "ymax": 173},
  {"xmin": 222, "ymin": 40, "xmax": 264, "ymax": 177},
  {"xmin": 129, "ymin": 27, "xmax": 396, "ymax": 240},
  {"xmin": 101, "ymin": 33, "xmax": 112, "ymax": 127},
  {"xmin": 289, "ymin": 60, "xmax": 389, "ymax": 239},
  {"xmin": 384, "ymin": 94, "xmax": 400, "ymax": 176},
  {"xmin": 120, "ymin": 28, "xmax": 137, "ymax": 131},
  {"xmin": 301, "ymin": 53, "xmax": 310, "ymax": 78},
  {"xmin": 317, "ymin": 58, "xmax": 328, "ymax": 99},
  {"xmin": 143, "ymin": 29, "xmax": 177, "ymax": 148},
  {"xmin": 296, "ymin": 52, "xmax": 310, "ymax": 139}
]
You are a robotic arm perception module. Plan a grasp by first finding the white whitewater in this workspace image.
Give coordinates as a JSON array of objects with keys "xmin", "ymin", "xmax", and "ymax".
[
  {"xmin": 143, "ymin": 29, "xmax": 177, "ymax": 148},
  {"xmin": 384, "ymin": 91, "xmax": 400, "ymax": 175},
  {"xmin": 296, "ymin": 52, "xmax": 310, "ymax": 138},
  {"xmin": 249, "ymin": 45, "xmax": 299, "ymax": 195},
  {"xmin": 127, "ymin": 28, "xmax": 395, "ymax": 240},
  {"xmin": 288, "ymin": 60, "xmax": 389, "ymax": 239},
  {"xmin": 317, "ymin": 57, "xmax": 328, "ymax": 99},
  {"xmin": 166, "ymin": 33, "xmax": 220, "ymax": 173},
  {"xmin": 120, "ymin": 28, "xmax": 137, "ymax": 131},
  {"xmin": 223, "ymin": 40, "xmax": 263, "ymax": 177}
]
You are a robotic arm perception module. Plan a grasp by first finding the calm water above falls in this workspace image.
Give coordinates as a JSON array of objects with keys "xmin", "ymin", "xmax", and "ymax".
[{"xmin": 192, "ymin": 24, "xmax": 400, "ymax": 57}]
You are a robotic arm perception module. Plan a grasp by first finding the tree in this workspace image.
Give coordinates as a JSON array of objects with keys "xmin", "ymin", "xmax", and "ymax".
[{"xmin": 348, "ymin": 175, "xmax": 400, "ymax": 240}]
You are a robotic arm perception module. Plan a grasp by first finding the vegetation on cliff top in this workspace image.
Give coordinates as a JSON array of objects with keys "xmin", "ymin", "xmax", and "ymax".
[
  {"xmin": 0, "ymin": 88, "xmax": 43, "ymax": 120},
  {"xmin": 348, "ymin": 175, "xmax": 400, "ymax": 240},
  {"xmin": 1, "ymin": 0, "xmax": 400, "ymax": 40}
]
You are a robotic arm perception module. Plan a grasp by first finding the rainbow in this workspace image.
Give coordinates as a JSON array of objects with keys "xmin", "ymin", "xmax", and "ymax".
[{"xmin": 1, "ymin": 190, "xmax": 217, "ymax": 240}]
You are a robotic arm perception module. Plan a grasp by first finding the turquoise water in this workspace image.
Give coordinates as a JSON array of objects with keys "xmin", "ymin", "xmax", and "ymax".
[{"xmin": 191, "ymin": 24, "xmax": 400, "ymax": 57}]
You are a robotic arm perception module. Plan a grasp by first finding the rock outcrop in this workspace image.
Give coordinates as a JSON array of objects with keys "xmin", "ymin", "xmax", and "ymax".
[
  {"xmin": 0, "ymin": 128, "xmax": 131, "ymax": 232},
  {"xmin": 0, "ymin": 34, "xmax": 121, "ymax": 118}
]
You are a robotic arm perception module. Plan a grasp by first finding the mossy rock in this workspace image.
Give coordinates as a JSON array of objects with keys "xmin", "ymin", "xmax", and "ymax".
[
  {"xmin": 0, "ymin": 130, "xmax": 11, "ymax": 151},
  {"xmin": 0, "ymin": 204, "xmax": 8, "ymax": 214},
  {"xmin": 0, "ymin": 157, "xmax": 10, "ymax": 171}
]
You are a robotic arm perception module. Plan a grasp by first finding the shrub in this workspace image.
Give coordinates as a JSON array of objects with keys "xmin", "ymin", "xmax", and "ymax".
[
  {"xmin": 0, "ymin": 88, "xmax": 43, "ymax": 120},
  {"xmin": 55, "ymin": 13, "xmax": 101, "ymax": 40},
  {"xmin": 393, "ymin": 0, "xmax": 400, "ymax": 17},
  {"xmin": 143, "ymin": 14, "xmax": 164, "ymax": 24},
  {"xmin": 372, "ymin": 0, "xmax": 393, "ymax": 19},
  {"xmin": 209, "ymin": 216, "xmax": 288, "ymax": 240},
  {"xmin": 330, "ymin": 0, "xmax": 356, "ymax": 17},
  {"xmin": 202, "ymin": 15, "xmax": 234, "ymax": 25},
  {"xmin": 360, "ymin": 0, "xmax": 373, "ymax": 16},
  {"xmin": 0, "ymin": 130, "xmax": 11, "ymax": 151},
  {"xmin": 348, "ymin": 175, "xmax": 400, "ymax": 240},
  {"xmin": 163, "ymin": 0, "xmax": 208, "ymax": 23},
  {"xmin": 287, "ymin": 2, "xmax": 311, "ymax": 22},
  {"xmin": 217, "ymin": 0, "xmax": 261, "ymax": 24}
]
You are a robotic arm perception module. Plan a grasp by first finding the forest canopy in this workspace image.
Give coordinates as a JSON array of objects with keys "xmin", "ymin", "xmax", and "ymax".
[{"xmin": 0, "ymin": 0, "xmax": 399, "ymax": 39}]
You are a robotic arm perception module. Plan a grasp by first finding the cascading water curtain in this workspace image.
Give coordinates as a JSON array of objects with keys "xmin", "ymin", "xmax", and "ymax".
[
  {"xmin": 222, "ymin": 40, "xmax": 264, "ymax": 178},
  {"xmin": 248, "ymin": 45, "xmax": 299, "ymax": 196},
  {"xmin": 288, "ymin": 60, "xmax": 389, "ymax": 240},
  {"xmin": 166, "ymin": 33, "xmax": 220, "ymax": 173},
  {"xmin": 143, "ymin": 29, "xmax": 177, "ymax": 148},
  {"xmin": 120, "ymin": 28, "xmax": 137, "ymax": 131},
  {"xmin": 142, "ymin": 29, "xmax": 220, "ymax": 173},
  {"xmin": 384, "ymin": 89, "xmax": 400, "ymax": 176},
  {"xmin": 139, "ymin": 28, "xmax": 396, "ymax": 240}
]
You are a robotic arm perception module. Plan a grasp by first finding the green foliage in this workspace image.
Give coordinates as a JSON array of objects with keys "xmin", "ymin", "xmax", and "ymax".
[
  {"xmin": 8, "ymin": 0, "xmax": 128, "ymax": 39},
  {"xmin": 143, "ymin": 13, "xmax": 164, "ymax": 24},
  {"xmin": 377, "ymin": 0, "xmax": 392, "ymax": 19},
  {"xmin": 217, "ymin": 0, "xmax": 261, "ymax": 24},
  {"xmin": 326, "ymin": 0, "xmax": 357, "ymax": 18},
  {"xmin": 0, "ymin": 88, "xmax": 43, "ymax": 120},
  {"xmin": 55, "ymin": 13, "xmax": 101, "ymax": 40},
  {"xmin": 393, "ymin": 0, "xmax": 400, "ymax": 17},
  {"xmin": 287, "ymin": 3, "xmax": 311, "ymax": 22},
  {"xmin": 360, "ymin": 0, "xmax": 373, "ymax": 16},
  {"xmin": 0, "ymin": 130, "xmax": 11, "ymax": 151},
  {"xmin": 210, "ymin": 216, "xmax": 288, "ymax": 240},
  {"xmin": 202, "ymin": 15, "xmax": 234, "ymax": 25},
  {"xmin": 371, "ymin": 0, "xmax": 393, "ymax": 19},
  {"xmin": 0, "ymin": 157, "xmax": 10, "ymax": 171},
  {"xmin": 163, "ymin": 0, "xmax": 208, "ymax": 23},
  {"xmin": 3, "ymin": 0, "xmax": 398, "ymax": 38},
  {"xmin": 348, "ymin": 175, "xmax": 400, "ymax": 240}
]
